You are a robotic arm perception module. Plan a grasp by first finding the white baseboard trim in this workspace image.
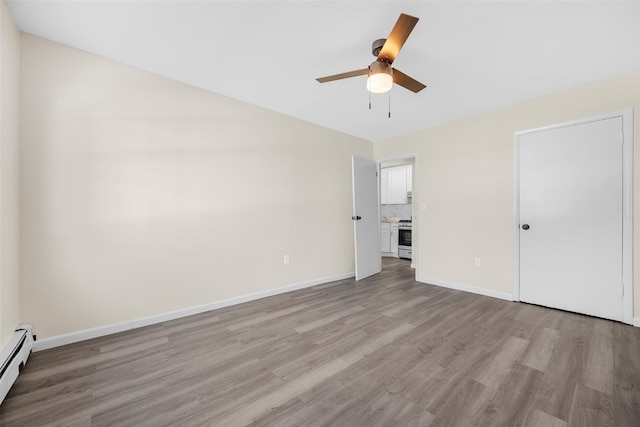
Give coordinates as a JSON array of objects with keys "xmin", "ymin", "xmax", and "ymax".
[
  {"xmin": 33, "ymin": 321, "xmax": 132, "ymax": 352},
  {"xmin": 633, "ymin": 317, "xmax": 640, "ymax": 327},
  {"xmin": 33, "ymin": 271, "xmax": 355, "ymax": 352},
  {"xmin": 417, "ymin": 276, "xmax": 513, "ymax": 301}
]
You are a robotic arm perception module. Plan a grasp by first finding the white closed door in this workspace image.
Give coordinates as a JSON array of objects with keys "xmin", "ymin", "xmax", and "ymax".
[
  {"xmin": 519, "ymin": 117, "xmax": 623, "ymax": 321},
  {"xmin": 352, "ymin": 156, "xmax": 381, "ymax": 281}
]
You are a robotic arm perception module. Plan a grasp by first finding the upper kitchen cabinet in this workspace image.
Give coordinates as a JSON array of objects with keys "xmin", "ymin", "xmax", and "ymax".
[{"xmin": 381, "ymin": 164, "xmax": 412, "ymax": 204}]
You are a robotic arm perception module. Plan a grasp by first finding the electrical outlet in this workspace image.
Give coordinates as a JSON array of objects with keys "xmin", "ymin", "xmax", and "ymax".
[
  {"xmin": 474, "ymin": 257, "xmax": 481, "ymax": 267},
  {"xmin": 284, "ymin": 255, "xmax": 290, "ymax": 265}
]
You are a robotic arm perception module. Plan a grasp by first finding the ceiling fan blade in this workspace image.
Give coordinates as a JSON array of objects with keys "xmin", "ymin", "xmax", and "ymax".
[
  {"xmin": 377, "ymin": 13, "xmax": 419, "ymax": 65},
  {"xmin": 316, "ymin": 68, "xmax": 369, "ymax": 83},
  {"xmin": 392, "ymin": 68, "xmax": 426, "ymax": 93}
]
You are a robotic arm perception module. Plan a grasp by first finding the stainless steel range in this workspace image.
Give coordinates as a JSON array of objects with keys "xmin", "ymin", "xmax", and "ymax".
[{"xmin": 398, "ymin": 219, "xmax": 412, "ymax": 260}]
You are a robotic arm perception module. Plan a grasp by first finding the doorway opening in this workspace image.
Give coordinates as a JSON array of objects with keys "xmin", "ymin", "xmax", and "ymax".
[{"xmin": 378, "ymin": 155, "xmax": 417, "ymax": 276}]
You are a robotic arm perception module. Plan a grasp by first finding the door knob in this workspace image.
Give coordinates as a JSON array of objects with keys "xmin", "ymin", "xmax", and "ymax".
[
  {"xmin": 522, "ymin": 224, "xmax": 530, "ymax": 230},
  {"xmin": 352, "ymin": 216, "xmax": 362, "ymax": 221}
]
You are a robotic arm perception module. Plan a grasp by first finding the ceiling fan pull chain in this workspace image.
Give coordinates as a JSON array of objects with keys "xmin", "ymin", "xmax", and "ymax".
[
  {"xmin": 368, "ymin": 66, "xmax": 372, "ymax": 110},
  {"xmin": 388, "ymin": 90, "xmax": 391, "ymax": 118}
]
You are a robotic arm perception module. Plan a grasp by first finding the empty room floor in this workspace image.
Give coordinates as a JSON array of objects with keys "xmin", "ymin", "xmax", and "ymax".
[{"xmin": 1, "ymin": 257, "xmax": 639, "ymax": 426}]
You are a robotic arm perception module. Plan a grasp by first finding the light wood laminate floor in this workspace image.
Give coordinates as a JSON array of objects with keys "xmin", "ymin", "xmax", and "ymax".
[{"xmin": 1, "ymin": 258, "xmax": 639, "ymax": 426}]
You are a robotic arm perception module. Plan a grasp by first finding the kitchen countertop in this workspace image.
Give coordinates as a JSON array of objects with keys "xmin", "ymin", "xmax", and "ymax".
[{"xmin": 381, "ymin": 218, "xmax": 408, "ymax": 223}]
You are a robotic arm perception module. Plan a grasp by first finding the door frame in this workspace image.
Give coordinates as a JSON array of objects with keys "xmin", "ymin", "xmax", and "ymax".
[
  {"xmin": 377, "ymin": 153, "xmax": 418, "ymax": 276},
  {"xmin": 513, "ymin": 109, "xmax": 633, "ymax": 325}
]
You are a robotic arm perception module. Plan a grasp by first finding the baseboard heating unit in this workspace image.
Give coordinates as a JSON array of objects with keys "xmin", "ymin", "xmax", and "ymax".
[{"xmin": 0, "ymin": 324, "xmax": 34, "ymax": 404}]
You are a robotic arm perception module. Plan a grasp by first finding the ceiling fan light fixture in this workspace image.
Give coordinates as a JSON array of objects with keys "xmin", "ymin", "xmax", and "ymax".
[{"xmin": 367, "ymin": 61, "xmax": 393, "ymax": 93}]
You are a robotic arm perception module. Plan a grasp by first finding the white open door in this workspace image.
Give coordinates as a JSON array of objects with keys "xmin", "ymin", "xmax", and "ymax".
[
  {"xmin": 352, "ymin": 156, "xmax": 381, "ymax": 281},
  {"xmin": 517, "ymin": 116, "xmax": 626, "ymax": 322}
]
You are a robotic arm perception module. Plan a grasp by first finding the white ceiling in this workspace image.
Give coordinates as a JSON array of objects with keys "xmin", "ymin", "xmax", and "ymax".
[{"xmin": 7, "ymin": 1, "xmax": 640, "ymax": 142}]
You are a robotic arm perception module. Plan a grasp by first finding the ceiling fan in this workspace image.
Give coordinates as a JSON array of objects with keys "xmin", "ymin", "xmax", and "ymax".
[{"xmin": 316, "ymin": 13, "xmax": 426, "ymax": 94}]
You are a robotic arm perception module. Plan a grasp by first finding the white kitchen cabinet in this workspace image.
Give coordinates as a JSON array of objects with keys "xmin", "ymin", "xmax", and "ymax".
[
  {"xmin": 390, "ymin": 223, "xmax": 399, "ymax": 255},
  {"xmin": 388, "ymin": 166, "xmax": 407, "ymax": 204},
  {"xmin": 381, "ymin": 222, "xmax": 399, "ymax": 257},
  {"xmin": 380, "ymin": 164, "xmax": 412, "ymax": 204},
  {"xmin": 380, "ymin": 168, "xmax": 390, "ymax": 205},
  {"xmin": 380, "ymin": 222, "xmax": 391, "ymax": 253}
]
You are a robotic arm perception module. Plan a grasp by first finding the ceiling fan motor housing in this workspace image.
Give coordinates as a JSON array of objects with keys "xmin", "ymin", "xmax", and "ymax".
[
  {"xmin": 369, "ymin": 60, "xmax": 392, "ymax": 76},
  {"xmin": 372, "ymin": 38, "xmax": 387, "ymax": 58}
]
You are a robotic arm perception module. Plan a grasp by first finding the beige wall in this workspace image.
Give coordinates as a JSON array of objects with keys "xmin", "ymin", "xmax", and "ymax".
[
  {"xmin": 13, "ymin": 28, "xmax": 640, "ymax": 342},
  {"xmin": 0, "ymin": 0, "xmax": 21, "ymax": 348},
  {"xmin": 20, "ymin": 34, "xmax": 372, "ymax": 339},
  {"xmin": 375, "ymin": 70, "xmax": 640, "ymax": 318}
]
